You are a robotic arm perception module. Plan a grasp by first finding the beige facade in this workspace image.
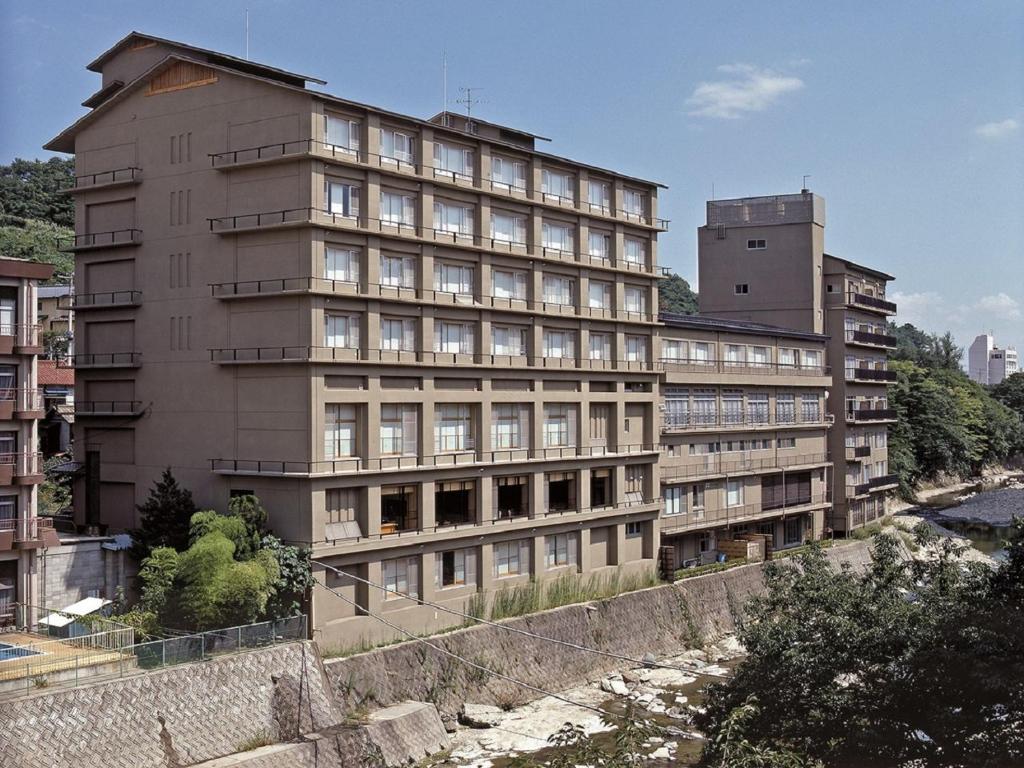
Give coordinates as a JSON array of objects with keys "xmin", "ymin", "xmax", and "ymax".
[
  {"xmin": 697, "ymin": 192, "xmax": 896, "ymax": 532},
  {"xmin": 655, "ymin": 315, "xmax": 832, "ymax": 566},
  {"xmin": 48, "ymin": 34, "xmax": 665, "ymax": 645},
  {"xmin": 0, "ymin": 257, "xmax": 60, "ymax": 623}
]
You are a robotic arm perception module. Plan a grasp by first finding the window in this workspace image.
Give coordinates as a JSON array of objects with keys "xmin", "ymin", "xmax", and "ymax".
[
  {"xmin": 380, "ymin": 254, "xmax": 415, "ymax": 288},
  {"xmin": 691, "ymin": 342, "xmax": 711, "ymax": 364},
  {"xmin": 693, "ymin": 391, "xmax": 717, "ymax": 424},
  {"xmin": 545, "ymin": 532, "xmax": 578, "ymax": 568},
  {"xmin": 588, "ymin": 281, "xmax": 612, "ymax": 310},
  {"xmin": 434, "ymin": 262, "xmax": 474, "ymax": 295},
  {"xmin": 734, "ymin": 284, "xmax": 749, "ymax": 295},
  {"xmin": 624, "ymin": 286, "xmax": 646, "ymax": 315},
  {"xmin": 492, "ymin": 324, "xmax": 528, "ymax": 356},
  {"xmin": 493, "ymin": 539, "xmax": 530, "ymax": 577},
  {"xmin": 381, "ymin": 485, "xmax": 418, "ymax": 532},
  {"xmin": 590, "ymin": 468, "xmax": 612, "ymax": 506},
  {"xmin": 434, "ymin": 142, "xmax": 473, "ymax": 178},
  {"xmin": 491, "ymin": 155, "xmax": 527, "ymax": 190},
  {"xmin": 750, "ymin": 346, "xmax": 770, "ymax": 367},
  {"xmin": 495, "ymin": 476, "xmax": 530, "ymax": 519},
  {"xmin": 801, "ymin": 394, "xmax": 821, "ymax": 422},
  {"xmin": 625, "ymin": 521, "xmax": 643, "ymax": 538},
  {"xmin": 726, "ymin": 479, "xmax": 744, "ymax": 508},
  {"xmin": 541, "ymin": 169, "xmax": 574, "ymax": 201},
  {"xmin": 777, "ymin": 393, "xmax": 796, "ymax": 424},
  {"xmin": 543, "ymin": 404, "xmax": 577, "ymax": 447},
  {"xmin": 784, "ymin": 517, "xmax": 802, "ymax": 546},
  {"xmin": 436, "ymin": 480, "xmax": 476, "ymax": 526},
  {"xmin": 723, "ymin": 391, "xmax": 743, "ymax": 425},
  {"xmin": 588, "ymin": 180, "xmax": 610, "ymax": 210},
  {"xmin": 746, "ymin": 239, "xmax": 767, "ymax": 250},
  {"xmin": 436, "ymin": 548, "xmax": 476, "ymax": 588},
  {"xmin": 325, "ymin": 247, "xmax": 359, "ymax": 283},
  {"xmin": 324, "ymin": 404, "xmax": 357, "ymax": 458},
  {"xmin": 622, "ymin": 189, "xmax": 645, "ymax": 216},
  {"xmin": 725, "ymin": 344, "xmax": 746, "ymax": 366},
  {"xmin": 324, "ymin": 115, "xmax": 359, "ymax": 152},
  {"xmin": 325, "ymin": 313, "xmax": 360, "ymax": 349},
  {"xmin": 665, "ymin": 485, "xmax": 685, "ymax": 516},
  {"xmin": 491, "ymin": 211, "xmax": 527, "ymax": 244},
  {"xmin": 589, "ymin": 333, "xmax": 611, "ymax": 360},
  {"xmin": 380, "ymin": 128, "xmax": 415, "ymax": 164},
  {"xmin": 434, "ymin": 200, "xmax": 473, "ymax": 235},
  {"xmin": 779, "ymin": 348, "xmax": 799, "ymax": 368},
  {"xmin": 434, "ymin": 321, "xmax": 474, "ymax": 355},
  {"xmin": 803, "ymin": 350, "xmax": 822, "ymax": 370},
  {"xmin": 542, "ymin": 275, "xmax": 575, "ymax": 306},
  {"xmin": 380, "ymin": 317, "xmax": 415, "ymax": 351},
  {"xmin": 588, "ymin": 231, "xmax": 611, "ymax": 259},
  {"xmin": 326, "ymin": 181, "xmax": 359, "ymax": 217},
  {"xmin": 662, "ymin": 340, "xmax": 686, "ymax": 361},
  {"xmin": 543, "ymin": 329, "xmax": 576, "ymax": 359},
  {"xmin": 380, "ymin": 191, "xmax": 416, "ymax": 226},
  {"xmin": 624, "ymin": 335, "xmax": 647, "ymax": 362},
  {"xmin": 541, "ymin": 221, "xmax": 574, "ymax": 252},
  {"xmin": 747, "ymin": 392, "xmax": 769, "ymax": 424},
  {"xmin": 623, "ymin": 237, "xmax": 646, "ymax": 266},
  {"xmin": 435, "ymin": 404, "xmax": 473, "ymax": 452},
  {"xmin": 380, "ymin": 404, "xmax": 418, "ymax": 455},
  {"xmin": 382, "ymin": 556, "xmax": 419, "ymax": 599},
  {"xmin": 492, "ymin": 404, "xmax": 528, "ymax": 449},
  {"xmin": 493, "ymin": 269, "xmax": 528, "ymax": 301},
  {"xmin": 664, "ymin": 388, "xmax": 690, "ymax": 427}
]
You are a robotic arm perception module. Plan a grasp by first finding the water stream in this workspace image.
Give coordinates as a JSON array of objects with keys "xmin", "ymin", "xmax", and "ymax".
[{"xmin": 916, "ymin": 475, "xmax": 1024, "ymax": 559}]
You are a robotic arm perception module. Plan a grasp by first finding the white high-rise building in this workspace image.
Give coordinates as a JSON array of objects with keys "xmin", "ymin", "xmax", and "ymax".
[{"xmin": 968, "ymin": 333, "xmax": 1019, "ymax": 385}]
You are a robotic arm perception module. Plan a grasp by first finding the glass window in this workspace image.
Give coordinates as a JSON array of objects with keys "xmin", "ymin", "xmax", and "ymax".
[
  {"xmin": 747, "ymin": 392, "xmax": 769, "ymax": 424},
  {"xmin": 750, "ymin": 346, "xmax": 770, "ymax": 367},
  {"xmin": 779, "ymin": 348, "xmax": 798, "ymax": 368},
  {"xmin": 665, "ymin": 485, "xmax": 685, "ymax": 516},
  {"xmin": 491, "ymin": 211, "xmax": 526, "ymax": 244},
  {"xmin": 380, "ymin": 317, "xmax": 415, "ymax": 351},
  {"xmin": 380, "ymin": 128, "xmax": 415, "ymax": 164},
  {"xmin": 325, "ymin": 247, "xmax": 359, "ymax": 283},
  {"xmin": 777, "ymin": 393, "xmax": 796, "ymax": 423},
  {"xmin": 588, "ymin": 180, "xmax": 610, "ymax": 210},
  {"xmin": 625, "ymin": 335, "xmax": 647, "ymax": 362},
  {"xmin": 435, "ymin": 404, "xmax": 473, "ymax": 452},
  {"xmin": 588, "ymin": 231, "xmax": 611, "ymax": 259},
  {"xmin": 380, "ymin": 191, "xmax": 416, "ymax": 225},
  {"xmin": 433, "ymin": 200, "xmax": 473, "ymax": 235},
  {"xmin": 623, "ymin": 238, "xmax": 646, "ymax": 265},
  {"xmin": 382, "ymin": 556, "xmax": 419, "ymax": 599},
  {"xmin": 624, "ymin": 286, "xmax": 646, "ymax": 314},
  {"xmin": 622, "ymin": 189, "xmax": 645, "ymax": 216},
  {"xmin": 693, "ymin": 391, "xmax": 717, "ymax": 424},
  {"xmin": 325, "ymin": 115, "xmax": 360, "ymax": 152},
  {"xmin": 543, "ymin": 329, "xmax": 576, "ymax": 359},
  {"xmin": 434, "ymin": 262, "xmax": 474, "ymax": 295},
  {"xmin": 545, "ymin": 532, "xmax": 578, "ymax": 568},
  {"xmin": 326, "ymin": 181, "xmax": 359, "ymax": 218},
  {"xmin": 589, "ymin": 281, "xmax": 612, "ymax": 309},
  {"xmin": 723, "ymin": 392, "xmax": 743, "ymax": 424},
  {"xmin": 434, "ymin": 321, "xmax": 474, "ymax": 354},
  {"xmin": 493, "ymin": 269, "xmax": 528, "ymax": 300},
  {"xmin": 589, "ymin": 333, "xmax": 611, "ymax": 360},
  {"xmin": 543, "ymin": 404, "xmax": 577, "ymax": 447},
  {"xmin": 380, "ymin": 254, "xmax": 415, "ymax": 288},
  {"xmin": 492, "ymin": 325, "xmax": 528, "ymax": 356},
  {"xmin": 691, "ymin": 342, "xmax": 711, "ymax": 363},
  {"xmin": 542, "ymin": 275, "xmax": 575, "ymax": 306},
  {"xmin": 662, "ymin": 339, "xmax": 687, "ymax": 361},
  {"xmin": 433, "ymin": 142, "xmax": 473, "ymax": 177},
  {"xmin": 493, "ymin": 539, "xmax": 530, "ymax": 577},
  {"xmin": 541, "ymin": 169, "xmax": 574, "ymax": 201},
  {"xmin": 664, "ymin": 388, "xmax": 690, "ymax": 427},
  {"xmin": 380, "ymin": 404, "xmax": 417, "ymax": 455},
  {"xmin": 803, "ymin": 349, "xmax": 822, "ymax": 369},
  {"xmin": 325, "ymin": 404, "xmax": 357, "ymax": 458},
  {"xmin": 726, "ymin": 479, "xmax": 744, "ymax": 508},
  {"xmin": 541, "ymin": 221, "xmax": 574, "ymax": 252},
  {"xmin": 325, "ymin": 314, "xmax": 360, "ymax": 349},
  {"xmin": 801, "ymin": 394, "xmax": 821, "ymax": 422},
  {"xmin": 491, "ymin": 156, "xmax": 527, "ymax": 190},
  {"xmin": 492, "ymin": 404, "xmax": 528, "ymax": 449}
]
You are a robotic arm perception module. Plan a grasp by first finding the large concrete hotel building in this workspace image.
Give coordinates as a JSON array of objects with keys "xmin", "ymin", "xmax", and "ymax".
[{"xmin": 47, "ymin": 33, "xmax": 890, "ymax": 643}]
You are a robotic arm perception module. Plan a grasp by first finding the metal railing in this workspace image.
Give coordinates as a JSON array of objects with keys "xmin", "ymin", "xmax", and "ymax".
[
  {"xmin": 0, "ymin": 451, "xmax": 43, "ymax": 477},
  {"xmin": 659, "ymin": 452, "xmax": 829, "ymax": 481},
  {"xmin": 845, "ymin": 368, "xmax": 897, "ymax": 383},
  {"xmin": 0, "ymin": 388, "xmax": 44, "ymax": 413},
  {"xmin": 661, "ymin": 415, "xmax": 829, "ymax": 432},
  {"xmin": 848, "ymin": 474, "xmax": 899, "ymax": 496},
  {"xmin": 660, "ymin": 494, "xmax": 830, "ymax": 534},
  {"xmin": 213, "ymin": 443, "xmax": 660, "ymax": 478},
  {"xmin": 70, "ymin": 352, "xmax": 141, "ymax": 368},
  {"xmin": 846, "ymin": 408, "xmax": 897, "ymax": 422},
  {"xmin": 0, "ymin": 324, "xmax": 41, "ymax": 348},
  {"xmin": 59, "ymin": 290, "xmax": 142, "ymax": 310},
  {"xmin": 845, "ymin": 329, "xmax": 897, "ymax": 348},
  {"xmin": 207, "ymin": 207, "xmax": 659, "ymax": 275},
  {"xmin": 70, "ymin": 167, "xmax": 141, "ymax": 189},
  {"xmin": 59, "ymin": 229, "xmax": 142, "ymax": 251},
  {"xmin": 848, "ymin": 292, "xmax": 897, "ymax": 314},
  {"xmin": 845, "ymin": 445, "xmax": 872, "ymax": 460},
  {"xmin": 658, "ymin": 358, "xmax": 830, "ymax": 377},
  {"xmin": 208, "ymin": 138, "xmax": 669, "ymax": 229},
  {"xmin": 209, "ymin": 346, "xmax": 657, "ymax": 372},
  {"xmin": 0, "ymin": 516, "xmax": 54, "ymax": 542},
  {"xmin": 73, "ymin": 400, "xmax": 145, "ymax": 416}
]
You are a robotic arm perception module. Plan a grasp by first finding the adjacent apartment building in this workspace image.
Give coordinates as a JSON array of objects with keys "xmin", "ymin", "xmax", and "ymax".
[
  {"xmin": 696, "ymin": 192, "xmax": 897, "ymax": 533},
  {"xmin": 968, "ymin": 333, "xmax": 1019, "ymax": 386},
  {"xmin": 47, "ymin": 33, "xmax": 665, "ymax": 644},
  {"xmin": 0, "ymin": 257, "xmax": 60, "ymax": 624}
]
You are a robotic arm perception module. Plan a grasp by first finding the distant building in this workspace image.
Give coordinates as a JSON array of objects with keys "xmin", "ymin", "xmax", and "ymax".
[
  {"xmin": 968, "ymin": 334, "xmax": 1018, "ymax": 386},
  {"xmin": 37, "ymin": 285, "xmax": 74, "ymax": 361},
  {"xmin": 38, "ymin": 360, "xmax": 75, "ymax": 457}
]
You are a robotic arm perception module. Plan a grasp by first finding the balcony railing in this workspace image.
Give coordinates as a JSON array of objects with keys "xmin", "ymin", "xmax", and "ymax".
[
  {"xmin": 0, "ymin": 388, "xmax": 44, "ymax": 416},
  {"xmin": 0, "ymin": 516, "xmax": 55, "ymax": 544},
  {"xmin": 658, "ymin": 358, "xmax": 830, "ymax": 377},
  {"xmin": 208, "ymin": 139, "xmax": 669, "ymax": 230},
  {"xmin": 0, "ymin": 324, "xmax": 42, "ymax": 351},
  {"xmin": 846, "ymin": 330, "xmax": 897, "ymax": 348},
  {"xmin": 210, "ymin": 346, "xmax": 657, "ymax": 372},
  {"xmin": 0, "ymin": 451, "xmax": 43, "ymax": 481},
  {"xmin": 847, "ymin": 408, "xmax": 897, "ymax": 422},
  {"xmin": 68, "ymin": 167, "xmax": 141, "ymax": 191},
  {"xmin": 661, "ymin": 494, "xmax": 830, "ymax": 534},
  {"xmin": 845, "ymin": 445, "xmax": 873, "ymax": 461},
  {"xmin": 207, "ymin": 208, "xmax": 658, "ymax": 275},
  {"xmin": 69, "ymin": 352, "xmax": 141, "ymax": 368},
  {"xmin": 59, "ymin": 290, "xmax": 142, "ymax": 311},
  {"xmin": 848, "ymin": 473, "xmax": 899, "ymax": 496},
  {"xmin": 212, "ymin": 443, "xmax": 659, "ymax": 478},
  {"xmin": 209, "ymin": 276, "xmax": 658, "ymax": 323},
  {"xmin": 661, "ymin": 415, "xmax": 829, "ymax": 432},
  {"xmin": 73, "ymin": 401, "xmax": 145, "ymax": 417},
  {"xmin": 659, "ymin": 452, "xmax": 829, "ymax": 482},
  {"xmin": 845, "ymin": 368, "xmax": 898, "ymax": 383},
  {"xmin": 848, "ymin": 292, "xmax": 897, "ymax": 314},
  {"xmin": 59, "ymin": 229, "xmax": 142, "ymax": 251}
]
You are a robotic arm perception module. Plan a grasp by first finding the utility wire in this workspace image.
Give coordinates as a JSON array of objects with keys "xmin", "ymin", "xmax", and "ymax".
[{"xmin": 311, "ymin": 559, "xmax": 729, "ymax": 679}]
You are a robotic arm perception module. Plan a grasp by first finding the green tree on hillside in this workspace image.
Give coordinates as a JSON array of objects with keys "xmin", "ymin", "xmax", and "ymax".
[
  {"xmin": 0, "ymin": 157, "xmax": 75, "ymax": 227},
  {"xmin": 131, "ymin": 469, "xmax": 198, "ymax": 559},
  {"xmin": 993, "ymin": 372, "xmax": 1024, "ymax": 418},
  {"xmin": 658, "ymin": 272, "xmax": 698, "ymax": 315},
  {"xmin": 0, "ymin": 218, "xmax": 74, "ymax": 282}
]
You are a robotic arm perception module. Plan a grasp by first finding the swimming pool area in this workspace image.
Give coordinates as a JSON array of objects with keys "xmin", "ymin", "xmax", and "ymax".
[{"xmin": 0, "ymin": 641, "xmax": 42, "ymax": 662}]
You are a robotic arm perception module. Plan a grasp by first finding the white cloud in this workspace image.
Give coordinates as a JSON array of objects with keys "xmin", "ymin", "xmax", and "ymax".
[
  {"xmin": 890, "ymin": 291, "xmax": 945, "ymax": 328},
  {"xmin": 974, "ymin": 118, "xmax": 1019, "ymax": 140},
  {"xmin": 975, "ymin": 292, "xmax": 1022, "ymax": 320},
  {"xmin": 686, "ymin": 64, "xmax": 804, "ymax": 119}
]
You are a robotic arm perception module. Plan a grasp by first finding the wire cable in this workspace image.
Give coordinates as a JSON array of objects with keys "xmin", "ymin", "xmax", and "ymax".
[{"xmin": 311, "ymin": 558, "xmax": 729, "ymax": 679}]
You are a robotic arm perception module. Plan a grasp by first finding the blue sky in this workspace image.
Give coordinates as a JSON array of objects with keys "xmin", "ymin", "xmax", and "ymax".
[{"xmin": 1, "ymin": 0, "xmax": 1021, "ymax": 352}]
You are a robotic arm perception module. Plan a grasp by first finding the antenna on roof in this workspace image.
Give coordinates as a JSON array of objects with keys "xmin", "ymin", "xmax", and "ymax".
[
  {"xmin": 802, "ymin": 174, "xmax": 811, "ymax": 193},
  {"xmin": 442, "ymin": 52, "xmax": 449, "ymax": 126},
  {"xmin": 457, "ymin": 86, "xmax": 483, "ymax": 125},
  {"xmin": 244, "ymin": 8, "xmax": 250, "ymax": 60}
]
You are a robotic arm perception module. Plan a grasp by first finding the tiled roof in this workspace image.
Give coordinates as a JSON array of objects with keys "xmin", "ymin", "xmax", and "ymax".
[{"xmin": 38, "ymin": 360, "xmax": 75, "ymax": 386}]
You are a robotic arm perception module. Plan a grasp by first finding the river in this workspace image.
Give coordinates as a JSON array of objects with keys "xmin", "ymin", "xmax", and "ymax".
[{"xmin": 916, "ymin": 475, "xmax": 1024, "ymax": 559}]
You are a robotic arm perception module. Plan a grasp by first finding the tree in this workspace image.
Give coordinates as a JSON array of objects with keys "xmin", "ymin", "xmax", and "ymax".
[
  {"xmin": 658, "ymin": 272, "xmax": 698, "ymax": 315},
  {"xmin": 0, "ymin": 157, "xmax": 75, "ymax": 227},
  {"xmin": 0, "ymin": 217, "xmax": 74, "ymax": 282},
  {"xmin": 261, "ymin": 535, "xmax": 314, "ymax": 618},
  {"xmin": 993, "ymin": 372, "xmax": 1024, "ymax": 419},
  {"xmin": 131, "ymin": 469, "xmax": 198, "ymax": 559},
  {"xmin": 138, "ymin": 547, "xmax": 180, "ymax": 616}
]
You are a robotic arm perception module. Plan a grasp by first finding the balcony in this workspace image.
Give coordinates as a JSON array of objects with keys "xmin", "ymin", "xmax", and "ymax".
[
  {"xmin": 0, "ymin": 388, "xmax": 45, "ymax": 420},
  {"xmin": 65, "ymin": 167, "xmax": 141, "ymax": 193},
  {"xmin": 0, "ymin": 324, "xmax": 42, "ymax": 355},
  {"xmin": 661, "ymin": 415, "xmax": 830, "ymax": 433},
  {"xmin": 211, "ymin": 443, "xmax": 659, "ymax": 478},
  {"xmin": 845, "ymin": 445, "xmax": 872, "ymax": 461},
  {"xmin": 206, "ymin": 208, "xmax": 660, "ymax": 277},
  {"xmin": 845, "ymin": 329, "xmax": 897, "ymax": 349},
  {"xmin": 0, "ymin": 451, "xmax": 44, "ymax": 485},
  {"xmin": 845, "ymin": 368, "xmax": 898, "ymax": 383},
  {"xmin": 59, "ymin": 290, "xmax": 142, "ymax": 311},
  {"xmin": 660, "ymin": 494, "xmax": 830, "ymax": 535},
  {"xmin": 59, "ymin": 229, "xmax": 142, "ymax": 252},
  {"xmin": 848, "ymin": 292, "xmax": 897, "ymax": 315},
  {"xmin": 847, "ymin": 474, "xmax": 899, "ymax": 498},
  {"xmin": 208, "ymin": 139, "xmax": 669, "ymax": 231},
  {"xmin": 660, "ymin": 452, "xmax": 830, "ymax": 482},
  {"xmin": 73, "ymin": 401, "xmax": 146, "ymax": 418},
  {"xmin": 0, "ymin": 517, "xmax": 58, "ymax": 550},
  {"xmin": 658, "ymin": 358, "xmax": 830, "ymax": 378},
  {"xmin": 846, "ymin": 408, "xmax": 897, "ymax": 423},
  {"xmin": 69, "ymin": 352, "xmax": 141, "ymax": 369}
]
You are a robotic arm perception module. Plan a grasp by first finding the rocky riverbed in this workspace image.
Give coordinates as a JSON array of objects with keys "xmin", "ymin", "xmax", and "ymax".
[{"xmin": 428, "ymin": 637, "xmax": 745, "ymax": 767}]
